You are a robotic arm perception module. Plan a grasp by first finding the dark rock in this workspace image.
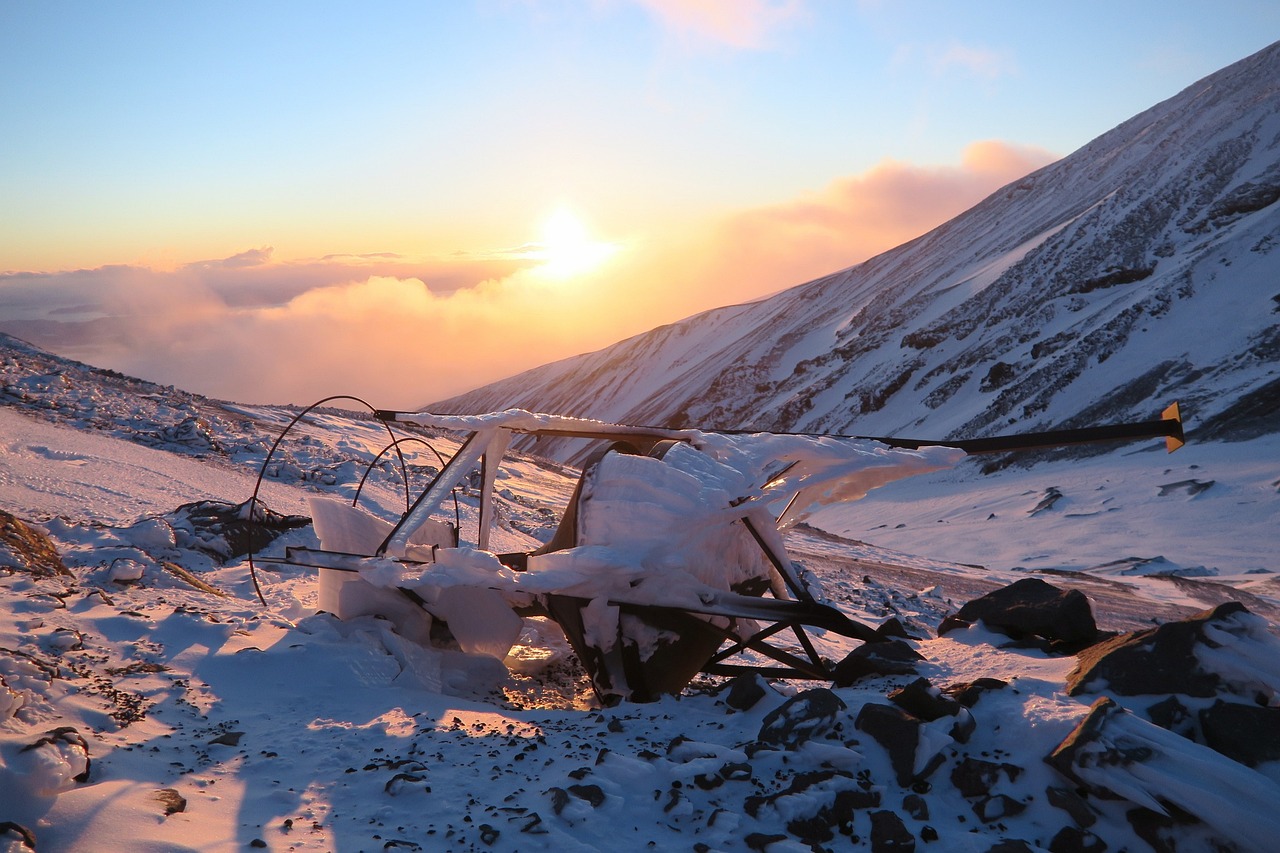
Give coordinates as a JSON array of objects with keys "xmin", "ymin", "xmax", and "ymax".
[
  {"xmin": 889, "ymin": 678, "xmax": 975, "ymax": 743},
  {"xmin": 0, "ymin": 822, "xmax": 36, "ymax": 851},
  {"xmin": 901, "ymin": 793, "xmax": 929, "ymax": 820},
  {"xmin": 943, "ymin": 678, "xmax": 1008, "ymax": 708},
  {"xmin": 722, "ymin": 674, "xmax": 769, "ymax": 711},
  {"xmin": 985, "ymin": 840, "xmax": 1033, "ymax": 853},
  {"xmin": 1144, "ymin": 695, "xmax": 1192, "ymax": 735},
  {"xmin": 950, "ymin": 757, "xmax": 1022, "ymax": 799},
  {"xmin": 972, "ymin": 794, "xmax": 1026, "ymax": 822},
  {"xmin": 870, "ymin": 810, "xmax": 915, "ymax": 852},
  {"xmin": 876, "ymin": 617, "xmax": 917, "ymax": 639},
  {"xmin": 856, "ymin": 703, "xmax": 945, "ymax": 787},
  {"xmin": 920, "ymin": 825, "xmax": 938, "ymax": 843},
  {"xmin": 745, "ymin": 832, "xmax": 788, "ymax": 852},
  {"xmin": 1049, "ymin": 825, "xmax": 1107, "ymax": 853},
  {"xmin": 567, "ymin": 783, "xmax": 605, "ymax": 807},
  {"xmin": 21, "ymin": 727, "xmax": 90, "ymax": 783},
  {"xmin": 1199, "ymin": 698, "xmax": 1280, "ymax": 766},
  {"xmin": 834, "ymin": 640, "xmax": 924, "ymax": 687},
  {"xmin": 1126, "ymin": 805, "xmax": 1200, "ymax": 853},
  {"xmin": 170, "ymin": 499, "xmax": 310, "ymax": 563},
  {"xmin": 744, "ymin": 769, "xmax": 879, "ymax": 820},
  {"xmin": 787, "ymin": 787, "xmax": 875, "ymax": 843},
  {"xmin": 1046, "ymin": 786, "xmax": 1097, "ymax": 828},
  {"xmin": 478, "ymin": 823, "xmax": 499, "ymax": 846},
  {"xmin": 757, "ymin": 687, "xmax": 846, "ymax": 749},
  {"xmin": 547, "ymin": 786, "xmax": 570, "ymax": 815},
  {"xmin": 938, "ymin": 578, "xmax": 1098, "ymax": 651},
  {"xmin": 1066, "ymin": 602, "xmax": 1249, "ymax": 697},
  {"xmin": 208, "ymin": 731, "xmax": 244, "ymax": 746},
  {"xmin": 1045, "ymin": 698, "xmax": 1123, "ymax": 789}
]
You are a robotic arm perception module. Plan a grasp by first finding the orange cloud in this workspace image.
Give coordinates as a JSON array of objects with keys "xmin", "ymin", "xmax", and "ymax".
[{"xmin": 0, "ymin": 140, "xmax": 1056, "ymax": 409}]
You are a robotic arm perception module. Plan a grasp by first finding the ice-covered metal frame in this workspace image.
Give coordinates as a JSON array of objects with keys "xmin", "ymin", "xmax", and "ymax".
[{"xmin": 265, "ymin": 404, "xmax": 1184, "ymax": 704}]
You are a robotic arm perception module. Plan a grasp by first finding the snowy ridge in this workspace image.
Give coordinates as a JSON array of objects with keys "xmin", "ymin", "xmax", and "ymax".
[{"xmin": 433, "ymin": 41, "xmax": 1280, "ymax": 455}]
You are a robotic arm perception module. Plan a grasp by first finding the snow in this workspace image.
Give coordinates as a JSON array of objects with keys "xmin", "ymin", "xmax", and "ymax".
[{"xmin": 3, "ymin": 338, "xmax": 1279, "ymax": 852}]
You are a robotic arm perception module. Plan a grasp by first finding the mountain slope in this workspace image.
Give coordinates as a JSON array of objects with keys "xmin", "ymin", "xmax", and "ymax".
[{"xmin": 433, "ymin": 42, "xmax": 1280, "ymax": 458}]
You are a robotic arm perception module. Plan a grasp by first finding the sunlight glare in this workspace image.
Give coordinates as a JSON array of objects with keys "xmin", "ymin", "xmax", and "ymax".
[{"xmin": 535, "ymin": 207, "xmax": 617, "ymax": 279}]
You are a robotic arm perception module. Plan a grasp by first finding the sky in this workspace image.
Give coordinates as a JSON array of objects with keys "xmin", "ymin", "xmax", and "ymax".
[{"xmin": 2, "ymin": 1, "xmax": 1277, "ymax": 408}]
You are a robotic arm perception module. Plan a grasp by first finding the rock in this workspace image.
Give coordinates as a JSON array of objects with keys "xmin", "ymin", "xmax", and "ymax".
[
  {"xmin": 567, "ymin": 783, "xmax": 605, "ymax": 807},
  {"xmin": 1198, "ymin": 698, "xmax": 1280, "ymax": 766},
  {"xmin": 1048, "ymin": 825, "xmax": 1108, "ymax": 853},
  {"xmin": 972, "ymin": 794, "xmax": 1026, "ymax": 822},
  {"xmin": 1066, "ymin": 602, "xmax": 1248, "ymax": 697},
  {"xmin": 0, "ymin": 510, "xmax": 71, "ymax": 577},
  {"xmin": 901, "ymin": 793, "xmax": 929, "ymax": 820},
  {"xmin": 950, "ymin": 757, "xmax": 1022, "ymax": 799},
  {"xmin": 985, "ymin": 840, "xmax": 1033, "ymax": 853},
  {"xmin": 1047, "ymin": 697, "xmax": 1280, "ymax": 852},
  {"xmin": 1046, "ymin": 785, "xmax": 1096, "ymax": 828},
  {"xmin": 20, "ymin": 726, "xmax": 90, "ymax": 792},
  {"xmin": 154, "ymin": 788, "xmax": 187, "ymax": 815},
  {"xmin": 889, "ymin": 678, "xmax": 975, "ymax": 743},
  {"xmin": 939, "ymin": 578, "xmax": 1099, "ymax": 651},
  {"xmin": 0, "ymin": 823, "xmax": 36, "ymax": 851},
  {"xmin": 855, "ymin": 703, "xmax": 946, "ymax": 787},
  {"xmin": 721, "ymin": 673, "xmax": 770, "ymax": 711},
  {"xmin": 869, "ymin": 810, "xmax": 915, "ymax": 852},
  {"xmin": 744, "ymin": 769, "xmax": 879, "ymax": 821},
  {"xmin": 757, "ymin": 687, "xmax": 846, "ymax": 749},
  {"xmin": 833, "ymin": 640, "xmax": 924, "ymax": 687},
  {"xmin": 943, "ymin": 678, "xmax": 1008, "ymax": 707},
  {"xmin": 1143, "ymin": 695, "xmax": 1192, "ymax": 735}
]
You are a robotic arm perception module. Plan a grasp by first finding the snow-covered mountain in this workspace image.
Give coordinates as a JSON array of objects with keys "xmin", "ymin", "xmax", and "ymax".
[{"xmin": 433, "ymin": 42, "xmax": 1280, "ymax": 459}]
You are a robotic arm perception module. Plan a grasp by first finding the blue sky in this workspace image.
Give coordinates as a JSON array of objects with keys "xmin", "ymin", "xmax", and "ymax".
[{"xmin": 1, "ymin": 1, "xmax": 1277, "ymax": 404}]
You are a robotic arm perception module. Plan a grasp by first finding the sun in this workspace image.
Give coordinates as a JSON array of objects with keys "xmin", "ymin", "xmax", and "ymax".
[{"xmin": 534, "ymin": 207, "xmax": 617, "ymax": 279}]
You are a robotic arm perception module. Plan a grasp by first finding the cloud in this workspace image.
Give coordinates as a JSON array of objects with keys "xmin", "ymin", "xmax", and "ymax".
[
  {"xmin": 0, "ymin": 140, "xmax": 1056, "ymax": 409},
  {"xmin": 630, "ymin": 0, "xmax": 806, "ymax": 49}
]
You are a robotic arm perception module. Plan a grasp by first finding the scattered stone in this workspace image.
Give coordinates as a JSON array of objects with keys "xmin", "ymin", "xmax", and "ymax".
[
  {"xmin": 154, "ymin": 788, "xmax": 187, "ymax": 815},
  {"xmin": 869, "ymin": 809, "xmax": 916, "ymax": 852},
  {"xmin": 834, "ymin": 640, "xmax": 924, "ymax": 687},
  {"xmin": 757, "ymin": 687, "xmax": 846, "ymax": 749},
  {"xmin": 943, "ymin": 678, "xmax": 1008, "ymax": 708},
  {"xmin": 939, "ymin": 578, "xmax": 1099, "ymax": 651},
  {"xmin": 208, "ymin": 731, "xmax": 244, "ymax": 746}
]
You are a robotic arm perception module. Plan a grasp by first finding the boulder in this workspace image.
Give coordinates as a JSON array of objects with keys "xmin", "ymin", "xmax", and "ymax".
[
  {"xmin": 1066, "ymin": 602, "xmax": 1247, "ymax": 697},
  {"xmin": 757, "ymin": 687, "xmax": 846, "ymax": 749},
  {"xmin": 833, "ymin": 640, "xmax": 923, "ymax": 687},
  {"xmin": 939, "ymin": 578, "xmax": 1099, "ymax": 651}
]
